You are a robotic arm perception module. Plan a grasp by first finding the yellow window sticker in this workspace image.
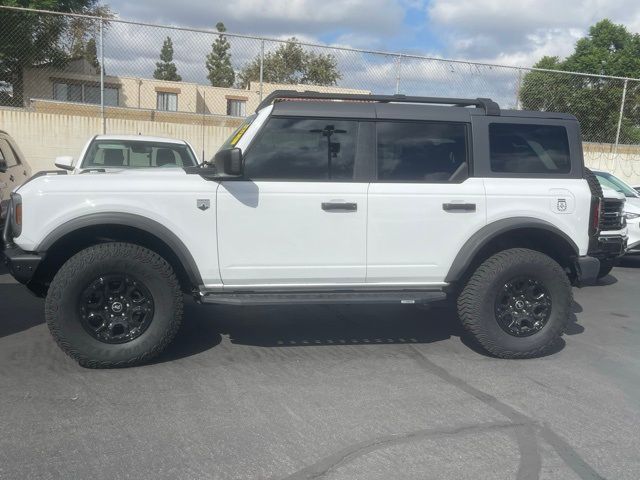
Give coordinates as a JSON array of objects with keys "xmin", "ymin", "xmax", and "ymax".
[{"xmin": 230, "ymin": 124, "xmax": 250, "ymax": 146}]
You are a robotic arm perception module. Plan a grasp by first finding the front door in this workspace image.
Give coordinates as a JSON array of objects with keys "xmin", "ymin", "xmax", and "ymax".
[
  {"xmin": 366, "ymin": 120, "xmax": 487, "ymax": 284},
  {"xmin": 217, "ymin": 116, "xmax": 368, "ymax": 287}
]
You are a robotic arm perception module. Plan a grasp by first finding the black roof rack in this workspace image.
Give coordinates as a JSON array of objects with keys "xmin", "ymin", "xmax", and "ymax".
[{"xmin": 256, "ymin": 90, "xmax": 501, "ymax": 116}]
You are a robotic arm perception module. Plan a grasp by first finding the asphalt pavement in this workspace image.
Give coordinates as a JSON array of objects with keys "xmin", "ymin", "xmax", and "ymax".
[{"xmin": 0, "ymin": 259, "xmax": 639, "ymax": 480}]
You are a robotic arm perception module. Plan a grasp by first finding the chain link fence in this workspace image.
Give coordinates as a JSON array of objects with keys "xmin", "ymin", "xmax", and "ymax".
[{"xmin": 1, "ymin": 6, "xmax": 640, "ymax": 181}]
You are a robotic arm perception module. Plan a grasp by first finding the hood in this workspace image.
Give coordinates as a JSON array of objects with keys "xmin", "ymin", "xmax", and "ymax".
[
  {"xmin": 601, "ymin": 186, "xmax": 626, "ymax": 201},
  {"xmin": 77, "ymin": 167, "xmax": 189, "ymax": 176},
  {"xmin": 16, "ymin": 167, "xmax": 199, "ymax": 198},
  {"xmin": 623, "ymin": 196, "xmax": 640, "ymax": 214}
]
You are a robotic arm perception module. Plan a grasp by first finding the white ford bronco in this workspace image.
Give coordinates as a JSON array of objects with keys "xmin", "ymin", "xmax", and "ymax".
[{"xmin": 2, "ymin": 91, "xmax": 627, "ymax": 367}]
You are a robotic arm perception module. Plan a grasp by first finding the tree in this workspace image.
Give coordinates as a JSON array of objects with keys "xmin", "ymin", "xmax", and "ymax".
[
  {"xmin": 153, "ymin": 36, "xmax": 181, "ymax": 82},
  {"xmin": 66, "ymin": 4, "xmax": 112, "ymax": 58},
  {"xmin": 0, "ymin": 1, "xmax": 112, "ymax": 106},
  {"xmin": 520, "ymin": 19, "xmax": 640, "ymax": 143},
  {"xmin": 206, "ymin": 22, "xmax": 234, "ymax": 87},
  {"xmin": 84, "ymin": 38, "xmax": 100, "ymax": 72},
  {"xmin": 238, "ymin": 37, "xmax": 341, "ymax": 88}
]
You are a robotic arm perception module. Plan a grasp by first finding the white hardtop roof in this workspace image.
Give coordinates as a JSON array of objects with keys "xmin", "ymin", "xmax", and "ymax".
[{"xmin": 93, "ymin": 134, "xmax": 186, "ymax": 145}]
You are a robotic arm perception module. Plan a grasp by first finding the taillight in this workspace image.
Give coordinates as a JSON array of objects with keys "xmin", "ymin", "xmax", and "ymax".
[{"xmin": 590, "ymin": 196, "xmax": 601, "ymax": 236}]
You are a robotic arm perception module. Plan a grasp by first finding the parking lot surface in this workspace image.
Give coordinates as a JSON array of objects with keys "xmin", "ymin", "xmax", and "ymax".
[{"xmin": 1, "ymin": 260, "xmax": 639, "ymax": 480}]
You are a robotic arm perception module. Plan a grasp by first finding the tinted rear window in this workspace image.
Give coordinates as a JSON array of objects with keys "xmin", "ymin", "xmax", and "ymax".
[
  {"xmin": 376, "ymin": 122, "xmax": 467, "ymax": 182},
  {"xmin": 489, "ymin": 124, "xmax": 570, "ymax": 174}
]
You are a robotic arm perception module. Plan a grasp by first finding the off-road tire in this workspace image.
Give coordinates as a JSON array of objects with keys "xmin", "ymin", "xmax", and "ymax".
[
  {"xmin": 457, "ymin": 248, "xmax": 572, "ymax": 359},
  {"xmin": 45, "ymin": 242, "xmax": 183, "ymax": 368},
  {"xmin": 597, "ymin": 259, "xmax": 615, "ymax": 279}
]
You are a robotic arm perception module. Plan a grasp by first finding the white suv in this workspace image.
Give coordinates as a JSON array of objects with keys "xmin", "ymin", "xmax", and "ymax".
[
  {"xmin": 54, "ymin": 135, "xmax": 199, "ymax": 173},
  {"xmin": 2, "ymin": 91, "xmax": 624, "ymax": 367},
  {"xmin": 0, "ymin": 130, "xmax": 31, "ymax": 225}
]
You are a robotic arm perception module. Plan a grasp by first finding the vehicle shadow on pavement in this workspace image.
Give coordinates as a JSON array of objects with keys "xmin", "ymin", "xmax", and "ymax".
[
  {"xmin": 214, "ymin": 302, "xmax": 459, "ymax": 349},
  {"xmin": 150, "ymin": 297, "xmax": 591, "ymax": 363},
  {"xmin": 619, "ymin": 255, "xmax": 640, "ymax": 268},
  {"xmin": 0, "ymin": 283, "xmax": 45, "ymax": 339},
  {"xmin": 152, "ymin": 299, "xmax": 223, "ymax": 363},
  {"xmin": 153, "ymin": 301, "xmax": 463, "ymax": 363},
  {"xmin": 161, "ymin": 299, "xmax": 586, "ymax": 360}
]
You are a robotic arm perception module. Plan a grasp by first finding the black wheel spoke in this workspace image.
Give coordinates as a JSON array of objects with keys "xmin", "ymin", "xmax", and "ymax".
[
  {"xmin": 494, "ymin": 276, "xmax": 552, "ymax": 337},
  {"xmin": 79, "ymin": 274, "xmax": 154, "ymax": 344}
]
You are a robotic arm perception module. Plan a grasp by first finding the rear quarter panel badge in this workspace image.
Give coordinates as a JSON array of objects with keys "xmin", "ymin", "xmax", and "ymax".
[
  {"xmin": 197, "ymin": 199, "xmax": 210, "ymax": 211},
  {"xmin": 557, "ymin": 198, "xmax": 567, "ymax": 211},
  {"xmin": 548, "ymin": 189, "xmax": 575, "ymax": 214}
]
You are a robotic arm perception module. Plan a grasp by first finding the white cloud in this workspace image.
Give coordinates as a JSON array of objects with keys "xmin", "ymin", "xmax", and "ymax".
[
  {"xmin": 428, "ymin": 0, "xmax": 640, "ymax": 65},
  {"xmin": 111, "ymin": 0, "xmax": 405, "ymax": 36}
]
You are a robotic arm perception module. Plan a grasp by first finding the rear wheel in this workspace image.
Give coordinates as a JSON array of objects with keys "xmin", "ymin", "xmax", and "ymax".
[
  {"xmin": 457, "ymin": 248, "xmax": 571, "ymax": 358},
  {"xmin": 45, "ymin": 242, "xmax": 183, "ymax": 368}
]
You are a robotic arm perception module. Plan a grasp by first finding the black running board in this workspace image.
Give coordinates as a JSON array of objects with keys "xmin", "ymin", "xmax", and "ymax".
[{"xmin": 200, "ymin": 290, "xmax": 447, "ymax": 306}]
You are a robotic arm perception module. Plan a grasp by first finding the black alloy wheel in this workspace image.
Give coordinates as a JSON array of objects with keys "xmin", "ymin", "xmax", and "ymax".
[
  {"xmin": 79, "ymin": 273, "xmax": 155, "ymax": 344},
  {"xmin": 494, "ymin": 276, "xmax": 552, "ymax": 337}
]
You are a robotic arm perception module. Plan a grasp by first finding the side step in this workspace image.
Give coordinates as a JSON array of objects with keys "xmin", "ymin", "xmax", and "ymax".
[{"xmin": 200, "ymin": 290, "xmax": 447, "ymax": 306}]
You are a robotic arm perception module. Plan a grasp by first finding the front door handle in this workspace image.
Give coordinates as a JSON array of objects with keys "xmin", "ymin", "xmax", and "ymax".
[
  {"xmin": 443, "ymin": 202, "xmax": 476, "ymax": 212},
  {"xmin": 322, "ymin": 202, "xmax": 357, "ymax": 212}
]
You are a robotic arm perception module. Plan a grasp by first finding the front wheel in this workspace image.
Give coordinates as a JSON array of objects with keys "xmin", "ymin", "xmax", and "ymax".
[
  {"xmin": 457, "ymin": 248, "xmax": 572, "ymax": 358},
  {"xmin": 45, "ymin": 242, "xmax": 183, "ymax": 368}
]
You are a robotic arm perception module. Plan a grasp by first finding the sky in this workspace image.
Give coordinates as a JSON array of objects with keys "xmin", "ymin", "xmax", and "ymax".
[
  {"xmin": 98, "ymin": 0, "xmax": 640, "ymax": 106},
  {"xmin": 106, "ymin": 0, "xmax": 640, "ymax": 68}
]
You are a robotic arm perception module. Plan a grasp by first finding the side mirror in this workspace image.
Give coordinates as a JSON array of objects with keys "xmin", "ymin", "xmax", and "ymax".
[
  {"xmin": 55, "ymin": 156, "xmax": 75, "ymax": 171},
  {"xmin": 213, "ymin": 148, "xmax": 243, "ymax": 177},
  {"xmin": 0, "ymin": 158, "xmax": 7, "ymax": 174}
]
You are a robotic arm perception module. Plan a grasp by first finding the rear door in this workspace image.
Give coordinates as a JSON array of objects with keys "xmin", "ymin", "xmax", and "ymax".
[
  {"xmin": 216, "ymin": 116, "xmax": 370, "ymax": 287},
  {"xmin": 367, "ymin": 119, "xmax": 487, "ymax": 284}
]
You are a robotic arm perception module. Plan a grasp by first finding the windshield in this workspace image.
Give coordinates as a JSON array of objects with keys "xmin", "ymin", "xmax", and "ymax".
[
  {"xmin": 82, "ymin": 140, "xmax": 198, "ymax": 169},
  {"xmin": 595, "ymin": 171, "xmax": 639, "ymax": 198},
  {"xmin": 218, "ymin": 114, "xmax": 256, "ymax": 152}
]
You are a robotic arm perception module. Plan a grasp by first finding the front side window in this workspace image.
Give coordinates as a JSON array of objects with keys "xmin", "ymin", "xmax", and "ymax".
[
  {"xmin": 82, "ymin": 140, "xmax": 197, "ymax": 169},
  {"xmin": 157, "ymin": 92, "xmax": 178, "ymax": 111},
  {"xmin": 376, "ymin": 121, "xmax": 467, "ymax": 182},
  {"xmin": 489, "ymin": 123, "xmax": 570, "ymax": 174},
  {"xmin": 244, "ymin": 117, "xmax": 358, "ymax": 181}
]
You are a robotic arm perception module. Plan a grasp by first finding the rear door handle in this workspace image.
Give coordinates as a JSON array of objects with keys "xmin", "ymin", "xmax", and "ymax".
[
  {"xmin": 322, "ymin": 202, "xmax": 357, "ymax": 212},
  {"xmin": 443, "ymin": 202, "xmax": 476, "ymax": 212}
]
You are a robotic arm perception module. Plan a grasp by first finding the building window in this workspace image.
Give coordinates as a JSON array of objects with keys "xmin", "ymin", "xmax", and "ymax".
[
  {"xmin": 227, "ymin": 99, "xmax": 246, "ymax": 117},
  {"xmin": 157, "ymin": 92, "xmax": 178, "ymax": 111},
  {"xmin": 53, "ymin": 82, "xmax": 119, "ymax": 106}
]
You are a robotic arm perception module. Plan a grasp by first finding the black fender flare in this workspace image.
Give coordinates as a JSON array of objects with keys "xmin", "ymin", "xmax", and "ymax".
[
  {"xmin": 36, "ymin": 212, "xmax": 203, "ymax": 287},
  {"xmin": 444, "ymin": 217, "xmax": 579, "ymax": 283}
]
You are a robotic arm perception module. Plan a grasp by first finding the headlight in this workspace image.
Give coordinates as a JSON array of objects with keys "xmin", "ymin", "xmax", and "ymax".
[{"xmin": 625, "ymin": 212, "xmax": 640, "ymax": 220}]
